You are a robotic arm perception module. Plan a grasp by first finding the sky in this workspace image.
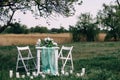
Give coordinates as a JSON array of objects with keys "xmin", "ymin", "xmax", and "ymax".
[{"xmin": 13, "ymin": 0, "xmax": 114, "ymax": 29}]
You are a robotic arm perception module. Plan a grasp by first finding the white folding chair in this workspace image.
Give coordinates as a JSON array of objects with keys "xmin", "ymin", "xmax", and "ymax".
[
  {"xmin": 16, "ymin": 46, "xmax": 36, "ymax": 73},
  {"xmin": 58, "ymin": 46, "xmax": 74, "ymax": 73}
]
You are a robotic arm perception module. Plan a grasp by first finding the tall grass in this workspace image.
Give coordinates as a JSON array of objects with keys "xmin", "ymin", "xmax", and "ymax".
[
  {"xmin": 0, "ymin": 42, "xmax": 120, "ymax": 79},
  {"xmin": 0, "ymin": 33, "xmax": 107, "ymax": 46},
  {"xmin": 0, "ymin": 33, "xmax": 72, "ymax": 46}
]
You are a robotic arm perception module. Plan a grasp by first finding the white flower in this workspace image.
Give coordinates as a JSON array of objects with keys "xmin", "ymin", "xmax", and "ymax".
[
  {"xmin": 53, "ymin": 42, "xmax": 57, "ymax": 46},
  {"xmin": 44, "ymin": 37, "xmax": 47, "ymax": 41},
  {"xmin": 45, "ymin": 37, "xmax": 50, "ymax": 41},
  {"xmin": 40, "ymin": 37, "xmax": 58, "ymax": 47},
  {"xmin": 47, "ymin": 37, "xmax": 51, "ymax": 41},
  {"xmin": 38, "ymin": 39, "xmax": 41, "ymax": 42},
  {"xmin": 51, "ymin": 38, "xmax": 53, "ymax": 41}
]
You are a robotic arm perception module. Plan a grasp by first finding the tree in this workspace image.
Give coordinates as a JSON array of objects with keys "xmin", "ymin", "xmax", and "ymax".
[
  {"xmin": 3, "ymin": 22, "xmax": 29, "ymax": 34},
  {"xmin": 0, "ymin": 0, "xmax": 82, "ymax": 33},
  {"xmin": 72, "ymin": 13, "xmax": 99, "ymax": 42},
  {"xmin": 30, "ymin": 26, "xmax": 49, "ymax": 33},
  {"xmin": 97, "ymin": 1, "xmax": 120, "ymax": 41},
  {"xmin": 69, "ymin": 25, "xmax": 80, "ymax": 42}
]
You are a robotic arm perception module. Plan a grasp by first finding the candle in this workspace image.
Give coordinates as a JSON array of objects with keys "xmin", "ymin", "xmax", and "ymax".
[
  {"xmin": 61, "ymin": 70, "xmax": 64, "ymax": 74},
  {"xmin": 32, "ymin": 72, "xmax": 35, "ymax": 76},
  {"xmin": 82, "ymin": 68, "xmax": 85, "ymax": 74},
  {"xmin": 65, "ymin": 72, "xmax": 69, "ymax": 76},
  {"xmin": 80, "ymin": 68, "xmax": 85, "ymax": 76},
  {"xmin": 9, "ymin": 70, "xmax": 13, "ymax": 78},
  {"xmin": 32, "ymin": 71, "xmax": 38, "ymax": 77},
  {"xmin": 70, "ymin": 70, "xmax": 73, "ymax": 74},
  {"xmin": 21, "ymin": 75, "xmax": 25, "ymax": 78},
  {"xmin": 47, "ymin": 69, "xmax": 50, "ymax": 74},
  {"xmin": 16, "ymin": 72, "xmax": 20, "ymax": 78},
  {"xmin": 30, "ymin": 76, "xmax": 34, "ymax": 79},
  {"xmin": 27, "ymin": 72, "xmax": 30, "ymax": 76},
  {"xmin": 41, "ymin": 74, "xmax": 45, "ymax": 78},
  {"xmin": 76, "ymin": 73, "xmax": 80, "ymax": 77}
]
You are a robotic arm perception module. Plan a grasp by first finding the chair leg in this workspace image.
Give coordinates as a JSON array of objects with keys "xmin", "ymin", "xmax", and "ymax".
[
  {"xmin": 61, "ymin": 59, "xmax": 68, "ymax": 72},
  {"xmin": 70, "ymin": 56, "xmax": 74, "ymax": 71},
  {"xmin": 71, "ymin": 59, "xmax": 74, "ymax": 71},
  {"xmin": 16, "ymin": 60, "xmax": 19, "ymax": 71},
  {"xmin": 21, "ymin": 60, "xmax": 28, "ymax": 73}
]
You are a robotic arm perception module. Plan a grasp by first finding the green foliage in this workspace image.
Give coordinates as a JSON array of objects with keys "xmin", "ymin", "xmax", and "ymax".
[
  {"xmin": 50, "ymin": 27, "xmax": 68, "ymax": 33},
  {"xmin": 69, "ymin": 13, "xmax": 99, "ymax": 42},
  {"xmin": 98, "ymin": 2, "xmax": 120, "ymax": 41},
  {"xmin": 30, "ymin": 26, "xmax": 49, "ymax": 33},
  {"xmin": 3, "ymin": 22, "xmax": 29, "ymax": 34},
  {"xmin": 0, "ymin": 0, "xmax": 82, "ymax": 33},
  {"xmin": 69, "ymin": 25, "xmax": 81, "ymax": 42}
]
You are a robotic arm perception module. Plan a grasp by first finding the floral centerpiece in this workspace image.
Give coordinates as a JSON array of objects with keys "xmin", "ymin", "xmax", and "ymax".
[{"xmin": 36, "ymin": 37, "xmax": 58, "ymax": 47}]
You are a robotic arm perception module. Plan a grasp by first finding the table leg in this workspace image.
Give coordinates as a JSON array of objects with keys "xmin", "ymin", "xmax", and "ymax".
[
  {"xmin": 37, "ymin": 50, "xmax": 41, "ymax": 74},
  {"xmin": 55, "ymin": 49, "xmax": 59, "ymax": 75}
]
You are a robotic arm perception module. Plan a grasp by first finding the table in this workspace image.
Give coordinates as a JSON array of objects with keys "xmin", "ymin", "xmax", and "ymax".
[{"xmin": 36, "ymin": 47, "xmax": 59, "ymax": 75}]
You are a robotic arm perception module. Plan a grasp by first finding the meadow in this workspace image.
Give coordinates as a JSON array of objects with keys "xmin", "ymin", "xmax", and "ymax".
[
  {"xmin": 0, "ymin": 33, "xmax": 106, "ymax": 46},
  {"xmin": 0, "ymin": 41, "xmax": 120, "ymax": 80},
  {"xmin": 0, "ymin": 33, "xmax": 72, "ymax": 46}
]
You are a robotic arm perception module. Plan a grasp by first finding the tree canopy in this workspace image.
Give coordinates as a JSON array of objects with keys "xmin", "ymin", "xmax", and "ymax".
[
  {"xmin": 0, "ymin": 0, "xmax": 82, "ymax": 33},
  {"xmin": 70, "ymin": 13, "xmax": 99, "ymax": 42},
  {"xmin": 97, "ymin": 0, "xmax": 120, "ymax": 41}
]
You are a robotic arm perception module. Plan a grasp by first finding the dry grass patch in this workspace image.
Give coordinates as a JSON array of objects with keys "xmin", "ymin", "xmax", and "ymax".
[{"xmin": 0, "ymin": 33, "xmax": 72, "ymax": 46}]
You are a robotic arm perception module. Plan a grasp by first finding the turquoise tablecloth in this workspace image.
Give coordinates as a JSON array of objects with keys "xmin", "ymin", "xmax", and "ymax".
[{"xmin": 41, "ymin": 48, "xmax": 56, "ymax": 75}]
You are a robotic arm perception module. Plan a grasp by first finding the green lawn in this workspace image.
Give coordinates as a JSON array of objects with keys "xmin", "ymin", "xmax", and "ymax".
[{"xmin": 0, "ymin": 42, "xmax": 120, "ymax": 80}]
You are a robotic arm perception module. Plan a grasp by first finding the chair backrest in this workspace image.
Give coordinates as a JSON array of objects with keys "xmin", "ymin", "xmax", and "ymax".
[
  {"xmin": 17, "ymin": 46, "xmax": 33, "ymax": 58},
  {"xmin": 58, "ymin": 46, "xmax": 73, "ymax": 58}
]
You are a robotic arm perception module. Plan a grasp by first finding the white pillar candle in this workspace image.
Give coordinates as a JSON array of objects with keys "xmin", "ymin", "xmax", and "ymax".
[
  {"xmin": 9, "ymin": 70, "xmax": 13, "ymax": 78},
  {"xmin": 21, "ymin": 75, "xmax": 25, "ymax": 78},
  {"xmin": 80, "ymin": 72, "xmax": 84, "ymax": 76},
  {"xmin": 61, "ymin": 70, "xmax": 64, "ymax": 74},
  {"xmin": 41, "ymin": 74, "xmax": 45, "ymax": 78},
  {"xmin": 76, "ymin": 73, "xmax": 80, "ymax": 77},
  {"xmin": 70, "ymin": 70, "xmax": 73, "ymax": 74},
  {"xmin": 32, "ymin": 72, "xmax": 38, "ymax": 77},
  {"xmin": 81, "ymin": 68, "xmax": 85, "ymax": 76},
  {"xmin": 16, "ymin": 72, "xmax": 20, "ymax": 78},
  {"xmin": 27, "ymin": 72, "xmax": 30, "ymax": 76},
  {"xmin": 82, "ymin": 68, "xmax": 85, "ymax": 74},
  {"xmin": 32, "ymin": 72, "xmax": 35, "ymax": 76},
  {"xmin": 30, "ymin": 76, "xmax": 34, "ymax": 79},
  {"xmin": 65, "ymin": 72, "xmax": 69, "ymax": 76},
  {"xmin": 47, "ymin": 69, "xmax": 50, "ymax": 74}
]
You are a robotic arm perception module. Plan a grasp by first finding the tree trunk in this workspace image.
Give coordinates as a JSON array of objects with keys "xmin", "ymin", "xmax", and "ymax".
[{"xmin": 0, "ymin": 9, "xmax": 15, "ymax": 33}]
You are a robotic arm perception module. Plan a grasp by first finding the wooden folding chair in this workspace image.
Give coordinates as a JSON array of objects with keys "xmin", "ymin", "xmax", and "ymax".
[
  {"xmin": 16, "ymin": 46, "xmax": 36, "ymax": 73},
  {"xmin": 58, "ymin": 46, "xmax": 74, "ymax": 73}
]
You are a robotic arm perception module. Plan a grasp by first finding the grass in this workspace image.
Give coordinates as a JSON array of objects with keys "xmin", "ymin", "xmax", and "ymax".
[
  {"xmin": 0, "ymin": 33, "xmax": 72, "ymax": 46},
  {"xmin": 0, "ymin": 42, "xmax": 120, "ymax": 80}
]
